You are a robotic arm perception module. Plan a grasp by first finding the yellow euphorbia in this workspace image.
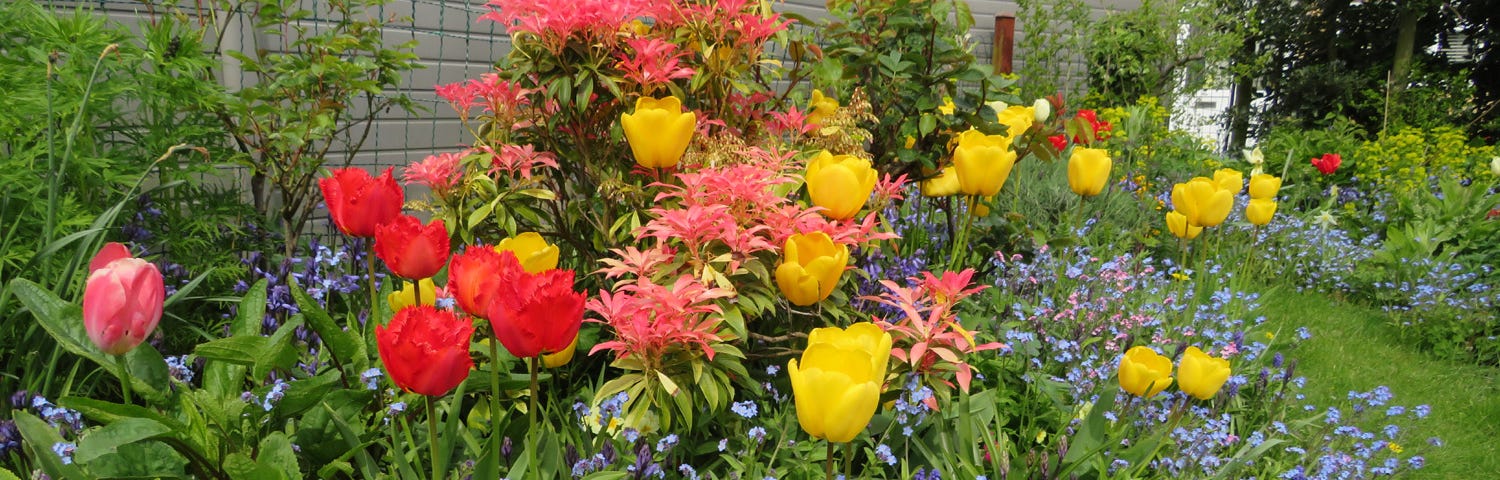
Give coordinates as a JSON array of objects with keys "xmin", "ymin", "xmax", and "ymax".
[
  {"xmin": 1067, "ymin": 147, "xmax": 1112, "ymax": 197},
  {"xmin": 495, "ymin": 232, "xmax": 559, "ymax": 274},
  {"xmin": 789, "ymin": 322, "xmax": 892, "ymax": 443},
  {"xmin": 1248, "ymin": 174, "xmax": 1282, "ymax": 200},
  {"xmin": 387, "ymin": 278, "xmax": 437, "ymax": 311},
  {"xmin": 1177, "ymin": 346, "xmax": 1231, "ymax": 400},
  {"xmin": 1118, "ymin": 346, "xmax": 1173, "ymax": 398},
  {"xmin": 807, "ymin": 91, "xmax": 839, "ymax": 126},
  {"xmin": 543, "ymin": 336, "xmax": 578, "ymax": 368},
  {"xmin": 774, "ymin": 232, "xmax": 849, "ymax": 306},
  {"xmin": 1171, "ymin": 178, "xmax": 1234, "ymax": 227},
  {"xmin": 1246, "ymin": 198, "xmax": 1277, "ymax": 226},
  {"xmin": 953, "ymin": 129, "xmax": 1017, "ymax": 197},
  {"xmin": 996, "ymin": 105, "xmax": 1036, "ymax": 141},
  {"xmin": 1214, "ymin": 168, "xmax": 1244, "ymax": 195},
  {"xmin": 1165, "ymin": 210, "xmax": 1202, "ymax": 240},
  {"xmin": 806, "ymin": 151, "xmax": 877, "ymax": 220},
  {"xmin": 621, "ymin": 96, "xmax": 696, "ymax": 169},
  {"xmin": 920, "ymin": 167, "xmax": 960, "ymax": 198}
]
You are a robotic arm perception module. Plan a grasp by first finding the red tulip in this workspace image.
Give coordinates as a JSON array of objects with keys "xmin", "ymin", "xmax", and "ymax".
[
  {"xmin": 486, "ymin": 253, "xmax": 585, "ymax": 359},
  {"xmin": 376, "ymin": 305, "xmax": 474, "ymax": 396},
  {"xmin": 1048, "ymin": 134, "xmax": 1068, "ymax": 152},
  {"xmin": 1311, "ymin": 153, "xmax": 1342, "ymax": 175},
  {"xmin": 319, "ymin": 167, "xmax": 404, "ymax": 238},
  {"xmin": 447, "ymin": 246, "xmax": 522, "ymax": 319},
  {"xmin": 374, "ymin": 215, "xmax": 450, "ymax": 280},
  {"xmin": 82, "ymin": 243, "xmax": 164, "ymax": 355}
]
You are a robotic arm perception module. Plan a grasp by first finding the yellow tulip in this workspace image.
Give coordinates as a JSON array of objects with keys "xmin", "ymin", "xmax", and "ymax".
[
  {"xmin": 774, "ymin": 232, "xmax": 849, "ymax": 306},
  {"xmin": 495, "ymin": 232, "xmax": 559, "ymax": 274},
  {"xmin": 996, "ymin": 105, "xmax": 1036, "ymax": 140},
  {"xmin": 953, "ymin": 129, "xmax": 1017, "ymax": 197},
  {"xmin": 1246, "ymin": 198, "xmax": 1277, "ymax": 226},
  {"xmin": 806, "ymin": 151, "xmax": 877, "ymax": 220},
  {"xmin": 621, "ymin": 96, "xmax": 696, "ymax": 169},
  {"xmin": 789, "ymin": 322, "xmax": 891, "ymax": 443},
  {"xmin": 1118, "ymin": 346, "xmax": 1173, "ymax": 398},
  {"xmin": 1248, "ymin": 174, "xmax": 1281, "ymax": 200},
  {"xmin": 1177, "ymin": 346, "xmax": 1231, "ymax": 400},
  {"xmin": 807, "ymin": 91, "xmax": 839, "ymax": 126},
  {"xmin": 1214, "ymin": 168, "xmax": 1244, "ymax": 195},
  {"xmin": 1165, "ymin": 210, "xmax": 1202, "ymax": 240},
  {"xmin": 1171, "ymin": 178, "xmax": 1233, "ymax": 227},
  {"xmin": 543, "ymin": 336, "xmax": 578, "ymax": 368},
  {"xmin": 1067, "ymin": 147, "xmax": 1112, "ymax": 197},
  {"xmin": 387, "ymin": 278, "xmax": 437, "ymax": 311},
  {"xmin": 920, "ymin": 166, "xmax": 960, "ymax": 198}
]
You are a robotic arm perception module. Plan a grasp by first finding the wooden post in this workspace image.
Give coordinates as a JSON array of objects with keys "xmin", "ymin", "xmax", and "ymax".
[{"xmin": 994, "ymin": 13, "xmax": 1015, "ymax": 75}]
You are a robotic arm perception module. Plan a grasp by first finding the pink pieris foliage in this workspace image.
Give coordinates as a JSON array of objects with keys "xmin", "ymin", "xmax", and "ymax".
[
  {"xmin": 766, "ymin": 106, "xmax": 816, "ymax": 137},
  {"xmin": 653, "ymin": 0, "xmax": 787, "ymax": 52},
  {"xmin": 864, "ymin": 269, "xmax": 1006, "ymax": 395},
  {"xmin": 404, "ymin": 151, "xmax": 466, "ymax": 194},
  {"xmin": 479, "ymin": 0, "xmax": 658, "ymax": 55},
  {"xmin": 434, "ymin": 73, "xmax": 535, "ymax": 123},
  {"xmin": 481, "ymin": 143, "xmax": 560, "ymax": 181},
  {"xmin": 618, "ymin": 37, "xmax": 696, "ymax": 91},
  {"xmin": 587, "ymin": 275, "xmax": 735, "ymax": 363}
]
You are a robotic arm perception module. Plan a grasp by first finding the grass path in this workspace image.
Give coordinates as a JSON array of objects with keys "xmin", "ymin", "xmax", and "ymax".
[{"xmin": 1257, "ymin": 289, "xmax": 1500, "ymax": 478}]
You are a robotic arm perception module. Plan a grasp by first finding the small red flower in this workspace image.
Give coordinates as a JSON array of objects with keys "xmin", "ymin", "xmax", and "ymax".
[
  {"xmin": 376, "ymin": 306, "xmax": 474, "ymax": 396},
  {"xmin": 448, "ymin": 246, "xmax": 521, "ymax": 320},
  {"xmin": 1311, "ymin": 153, "xmax": 1342, "ymax": 175},
  {"xmin": 319, "ymin": 167, "xmax": 404, "ymax": 238},
  {"xmin": 486, "ymin": 252, "xmax": 585, "ymax": 359},
  {"xmin": 1048, "ymin": 134, "xmax": 1068, "ymax": 152},
  {"xmin": 375, "ymin": 215, "xmax": 451, "ymax": 280}
]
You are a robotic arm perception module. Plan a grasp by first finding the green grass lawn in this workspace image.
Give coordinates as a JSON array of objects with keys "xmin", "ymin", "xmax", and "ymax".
[{"xmin": 1258, "ymin": 289, "xmax": 1500, "ymax": 478}]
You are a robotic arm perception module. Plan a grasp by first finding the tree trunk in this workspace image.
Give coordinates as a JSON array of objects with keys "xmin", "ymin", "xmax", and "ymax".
[
  {"xmin": 1227, "ymin": 72, "xmax": 1255, "ymax": 152},
  {"xmin": 1390, "ymin": 5, "xmax": 1422, "ymax": 97}
]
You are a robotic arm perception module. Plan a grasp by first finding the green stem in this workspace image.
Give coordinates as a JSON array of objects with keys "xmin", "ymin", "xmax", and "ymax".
[
  {"xmin": 489, "ymin": 329, "xmax": 503, "ymax": 470},
  {"xmin": 528, "ymin": 355, "xmax": 540, "ymax": 429},
  {"xmin": 946, "ymin": 195, "xmax": 977, "ymax": 271},
  {"xmin": 413, "ymin": 279, "xmax": 423, "ymax": 308},
  {"xmin": 426, "ymin": 396, "xmax": 441, "ymax": 480},
  {"xmin": 843, "ymin": 441, "xmax": 853, "ymax": 478},
  {"xmin": 825, "ymin": 441, "xmax": 835, "ymax": 479},
  {"xmin": 367, "ymin": 244, "xmax": 379, "ymax": 333},
  {"xmin": 116, "ymin": 354, "xmax": 132, "ymax": 405}
]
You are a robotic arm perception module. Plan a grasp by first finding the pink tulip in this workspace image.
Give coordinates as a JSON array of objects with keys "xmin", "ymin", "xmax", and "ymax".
[{"xmin": 82, "ymin": 243, "xmax": 165, "ymax": 355}]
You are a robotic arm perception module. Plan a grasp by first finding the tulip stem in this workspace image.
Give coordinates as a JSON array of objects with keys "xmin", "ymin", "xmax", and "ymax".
[
  {"xmin": 947, "ymin": 195, "xmax": 977, "ymax": 271},
  {"xmin": 528, "ymin": 355, "xmax": 540, "ymax": 429},
  {"xmin": 426, "ymin": 396, "xmax": 442, "ymax": 480},
  {"xmin": 116, "ymin": 354, "xmax": 132, "ymax": 405},
  {"xmin": 825, "ymin": 441, "xmax": 836, "ymax": 479},
  {"xmin": 489, "ymin": 330, "xmax": 503, "ymax": 470},
  {"xmin": 843, "ymin": 442, "xmax": 853, "ymax": 478},
  {"xmin": 413, "ymin": 279, "xmax": 423, "ymax": 309},
  {"xmin": 366, "ymin": 244, "xmax": 379, "ymax": 335}
]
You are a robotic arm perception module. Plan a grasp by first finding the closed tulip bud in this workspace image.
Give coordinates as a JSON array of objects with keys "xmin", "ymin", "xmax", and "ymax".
[
  {"xmin": 953, "ymin": 129, "xmax": 1018, "ymax": 197},
  {"xmin": 1067, "ymin": 147, "xmax": 1112, "ymax": 197},
  {"xmin": 1171, "ymin": 178, "xmax": 1233, "ymax": 227},
  {"xmin": 789, "ymin": 322, "xmax": 891, "ymax": 443},
  {"xmin": 622, "ymin": 96, "xmax": 696, "ymax": 169},
  {"xmin": 1118, "ymin": 346, "xmax": 1173, "ymax": 398},
  {"xmin": 82, "ymin": 243, "xmax": 164, "ymax": 356},
  {"xmin": 806, "ymin": 151, "xmax": 877, "ymax": 220},
  {"xmin": 1244, "ymin": 147, "xmax": 1264, "ymax": 166},
  {"xmin": 375, "ymin": 215, "xmax": 451, "ymax": 280},
  {"xmin": 1033, "ymin": 98, "xmax": 1051, "ymax": 122},
  {"xmin": 1213, "ymin": 168, "xmax": 1244, "ymax": 195},
  {"xmin": 996, "ymin": 106, "xmax": 1036, "ymax": 140},
  {"xmin": 388, "ymin": 278, "xmax": 438, "ymax": 311},
  {"xmin": 495, "ymin": 232, "xmax": 559, "ymax": 274},
  {"xmin": 807, "ymin": 91, "xmax": 839, "ymax": 126},
  {"xmin": 319, "ymin": 167, "xmax": 404, "ymax": 238},
  {"xmin": 920, "ymin": 167, "xmax": 960, "ymax": 198},
  {"xmin": 1246, "ymin": 198, "xmax": 1277, "ymax": 226},
  {"xmin": 1491, "ymin": 157, "xmax": 1500, "ymax": 177},
  {"xmin": 377, "ymin": 306, "xmax": 474, "ymax": 396},
  {"xmin": 1248, "ymin": 174, "xmax": 1281, "ymax": 200},
  {"xmin": 1177, "ymin": 346, "xmax": 1231, "ymax": 400},
  {"xmin": 774, "ymin": 232, "xmax": 849, "ymax": 306},
  {"xmin": 1165, "ymin": 210, "xmax": 1202, "ymax": 240}
]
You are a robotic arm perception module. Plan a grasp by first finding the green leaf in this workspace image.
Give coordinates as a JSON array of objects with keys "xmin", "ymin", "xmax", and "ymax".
[
  {"xmin": 194, "ymin": 336, "xmax": 269, "ymax": 366},
  {"xmin": 59, "ymin": 397, "xmax": 184, "ymax": 431},
  {"xmin": 291, "ymin": 280, "xmax": 366, "ymax": 374},
  {"xmin": 7, "ymin": 278, "xmax": 118, "ymax": 375},
  {"xmin": 124, "ymin": 344, "xmax": 172, "ymax": 403},
  {"xmin": 272, "ymin": 371, "xmax": 341, "ymax": 418},
  {"xmin": 259, "ymin": 433, "xmax": 302, "ymax": 479},
  {"xmin": 14, "ymin": 412, "xmax": 88, "ymax": 480},
  {"xmin": 0, "ymin": 467, "xmax": 20, "ymax": 480},
  {"xmin": 74, "ymin": 418, "xmax": 172, "ymax": 464},
  {"xmin": 254, "ymin": 316, "xmax": 303, "ymax": 380}
]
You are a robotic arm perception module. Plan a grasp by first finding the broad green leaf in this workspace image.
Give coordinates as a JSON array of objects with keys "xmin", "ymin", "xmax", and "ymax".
[
  {"xmin": 259, "ymin": 433, "xmax": 302, "ymax": 479},
  {"xmin": 74, "ymin": 418, "xmax": 172, "ymax": 464},
  {"xmin": 291, "ymin": 280, "xmax": 366, "ymax": 374},
  {"xmin": 14, "ymin": 411, "xmax": 89, "ymax": 480},
  {"xmin": 254, "ymin": 316, "xmax": 303, "ymax": 380},
  {"xmin": 194, "ymin": 336, "xmax": 269, "ymax": 366}
]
